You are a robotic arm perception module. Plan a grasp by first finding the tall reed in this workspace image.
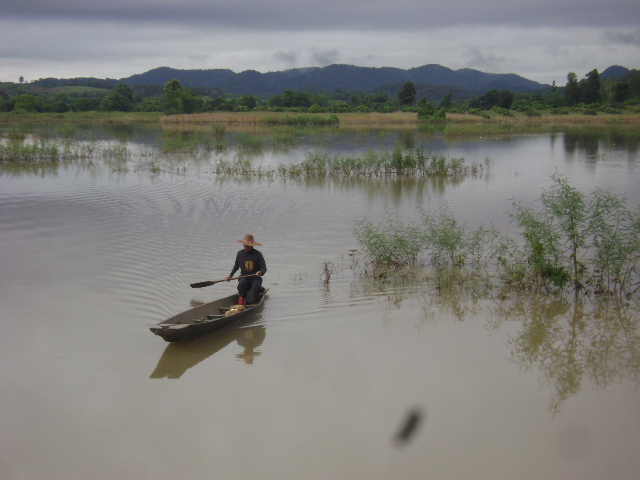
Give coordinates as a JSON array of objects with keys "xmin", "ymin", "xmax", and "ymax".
[
  {"xmin": 268, "ymin": 148, "xmax": 488, "ymax": 178},
  {"xmin": 0, "ymin": 138, "xmax": 129, "ymax": 163}
]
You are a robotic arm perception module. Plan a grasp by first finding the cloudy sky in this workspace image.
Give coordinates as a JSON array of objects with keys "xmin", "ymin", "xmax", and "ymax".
[{"xmin": 1, "ymin": 0, "xmax": 638, "ymax": 85}]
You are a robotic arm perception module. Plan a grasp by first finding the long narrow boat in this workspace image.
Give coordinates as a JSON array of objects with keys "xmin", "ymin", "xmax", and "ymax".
[{"xmin": 150, "ymin": 288, "xmax": 268, "ymax": 342}]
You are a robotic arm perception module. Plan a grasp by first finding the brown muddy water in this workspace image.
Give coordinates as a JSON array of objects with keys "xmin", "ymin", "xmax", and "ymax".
[{"xmin": 1, "ymin": 124, "xmax": 639, "ymax": 479}]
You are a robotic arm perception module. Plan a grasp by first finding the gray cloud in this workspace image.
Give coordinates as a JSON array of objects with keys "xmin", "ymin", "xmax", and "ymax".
[
  {"xmin": 463, "ymin": 47, "xmax": 507, "ymax": 73},
  {"xmin": 310, "ymin": 49, "xmax": 341, "ymax": 66},
  {"xmin": 4, "ymin": 0, "xmax": 640, "ymax": 30},
  {"xmin": 273, "ymin": 51, "xmax": 298, "ymax": 67},
  {"xmin": 0, "ymin": 0, "xmax": 638, "ymax": 84},
  {"xmin": 605, "ymin": 28, "xmax": 640, "ymax": 46}
]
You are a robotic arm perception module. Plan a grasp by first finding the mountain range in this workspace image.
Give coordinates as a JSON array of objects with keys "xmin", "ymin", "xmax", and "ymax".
[
  {"xmin": 121, "ymin": 63, "xmax": 550, "ymax": 99},
  {"xmin": 24, "ymin": 64, "xmax": 632, "ymax": 101}
]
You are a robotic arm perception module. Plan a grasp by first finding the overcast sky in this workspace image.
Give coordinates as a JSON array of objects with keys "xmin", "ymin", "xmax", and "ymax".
[{"xmin": 1, "ymin": 0, "xmax": 638, "ymax": 85}]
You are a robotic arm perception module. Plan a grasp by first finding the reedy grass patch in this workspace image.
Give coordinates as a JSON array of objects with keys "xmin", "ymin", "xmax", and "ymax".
[
  {"xmin": 162, "ymin": 112, "xmax": 338, "ymax": 126},
  {"xmin": 0, "ymin": 138, "xmax": 61, "ymax": 162},
  {"xmin": 0, "ymin": 137, "xmax": 129, "ymax": 163},
  {"xmin": 0, "ymin": 112, "xmax": 162, "ymax": 125},
  {"xmin": 210, "ymin": 148, "xmax": 490, "ymax": 179}
]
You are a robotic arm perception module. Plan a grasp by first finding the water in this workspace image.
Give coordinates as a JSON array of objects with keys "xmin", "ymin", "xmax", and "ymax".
[{"xmin": 1, "ymin": 124, "xmax": 639, "ymax": 479}]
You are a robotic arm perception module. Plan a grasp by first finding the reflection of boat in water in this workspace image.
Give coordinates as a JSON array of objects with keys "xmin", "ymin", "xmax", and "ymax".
[
  {"xmin": 150, "ymin": 288, "xmax": 268, "ymax": 342},
  {"xmin": 150, "ymin": 317, "xmax": 266, "ymax": 378}
]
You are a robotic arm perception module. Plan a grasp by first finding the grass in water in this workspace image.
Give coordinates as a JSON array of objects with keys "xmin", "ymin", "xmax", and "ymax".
[
  {"xmin": 0, "ymin": 137, "xmax": 131, "ymax": 163},
  {"xmin": 213, "ymin": 147, "xmax": 490, "ymax": 179}
]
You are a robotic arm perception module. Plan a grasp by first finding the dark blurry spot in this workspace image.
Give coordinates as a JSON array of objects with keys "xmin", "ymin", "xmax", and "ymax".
[{"xmin": 395, "ymin": 407, "xmax": 425, "ymax": 446}]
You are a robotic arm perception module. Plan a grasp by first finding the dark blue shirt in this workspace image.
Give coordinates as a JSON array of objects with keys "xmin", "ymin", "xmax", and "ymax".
[{"xmin": 230, "ymin": 248, "xmax": 267, "ymax": 277}]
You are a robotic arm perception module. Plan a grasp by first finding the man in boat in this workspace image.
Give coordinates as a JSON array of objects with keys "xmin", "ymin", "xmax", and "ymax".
[{"xmin": 225, "ymin": 234, "xmax": 267, "ymax": 305}]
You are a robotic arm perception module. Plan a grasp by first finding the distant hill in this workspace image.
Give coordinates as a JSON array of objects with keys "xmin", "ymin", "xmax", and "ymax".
[
  {"xmin": 600, "ymin": 65, "xmax": 630, "ymax": 81},
  {"xmin": 22, "ymin": 64, "xmax": 636, "ymax": 102},
  {"xmin": 119, "ymin": 64, "xmax": 549, "ymax": 100}
]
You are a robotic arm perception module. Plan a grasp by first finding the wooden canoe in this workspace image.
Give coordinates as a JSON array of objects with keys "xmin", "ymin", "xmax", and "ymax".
[{"xmin": 150, "ymin": 287, "xmax": 268, "ymax": 342}]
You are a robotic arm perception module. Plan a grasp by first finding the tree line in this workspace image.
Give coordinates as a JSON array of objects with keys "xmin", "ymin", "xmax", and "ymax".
[{"xmin": 1, "ymin": 68, "xmax": 638, "ymax": 116}]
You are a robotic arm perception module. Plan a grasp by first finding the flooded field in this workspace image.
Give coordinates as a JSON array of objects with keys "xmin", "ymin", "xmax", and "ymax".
[{"xmin": 1, "ymin": 122, "xmax": 639, "ymax": 479}]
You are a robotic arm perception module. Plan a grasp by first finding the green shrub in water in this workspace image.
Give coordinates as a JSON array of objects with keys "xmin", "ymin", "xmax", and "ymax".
[
  {"xmin": 420, "ymin": 205, "xmax": 498, "ymax": 272},
  {"xmin": 354, "ymin": 211, "xmax": 424, "ymax": 267},
  {"xmin": 353, "ymin": 175, "xmax": 640, "ymax": 300},
  {"xmin": 504, "ymin": 174, "xmax": 640, "ymax": 297}
]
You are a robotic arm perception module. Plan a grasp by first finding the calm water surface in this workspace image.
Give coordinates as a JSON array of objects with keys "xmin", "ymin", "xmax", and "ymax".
[{"xmin": 1, "ymin": 124, "xmax": 639, "ymax": 479}]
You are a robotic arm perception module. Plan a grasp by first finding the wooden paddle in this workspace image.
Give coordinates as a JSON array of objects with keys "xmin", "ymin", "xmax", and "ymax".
[{"xmin": 190, "ymin": 274, "xmax": 258, "ymax": 289}]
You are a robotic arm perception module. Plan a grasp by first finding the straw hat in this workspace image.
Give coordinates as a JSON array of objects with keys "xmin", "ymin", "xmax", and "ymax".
[{"xmin": 236, "ymin": 234, "xmax": 262, "ymax": 247}]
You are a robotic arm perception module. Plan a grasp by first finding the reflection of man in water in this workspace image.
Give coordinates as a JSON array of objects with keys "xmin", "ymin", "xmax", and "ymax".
[{"xmin": 236, "ymin": 326, "xmax": 266, "ymax": 364}]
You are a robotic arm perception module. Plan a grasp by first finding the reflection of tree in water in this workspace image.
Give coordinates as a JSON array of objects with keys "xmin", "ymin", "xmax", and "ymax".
[
  {"xmin": 350, "ymin": 272, "xmax": 488, "ymax": 328},
  {"xmin": 488, "ymin": 294, "xmax": 640, "ymax": 413},
  {"xmin": 351, "ymin": 272, "xmax": 639, "ymax": 414},
  {"xmin": 564, "ymin": 131, "xmax": 601, "ymax": 160},
  {"xmin": 417, "ymin": 283, "xmax": 485, "ymax": 325},
  {"xmin": 563, "ymin": 127, "xmax": 640, "ymax": 160}
]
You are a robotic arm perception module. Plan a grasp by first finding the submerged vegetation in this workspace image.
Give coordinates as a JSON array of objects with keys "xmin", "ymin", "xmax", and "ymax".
[
  {"xmin": 506, "ymin": 174, "xmax": 640, "ymax": 298},
  {"xmin": 213, "ymin": 148, "xmax": 490, "ymax": 179},
  {"xmin": 0, "ymin": 127, "xmax": 491, "ymax": 182},
  {"xmin": 354, "ymin": 175, "xmax": 640, "ymax": 302},
  {"xmin": 0, "ymin": 136, "xmax": 130, "ymax": 162}
]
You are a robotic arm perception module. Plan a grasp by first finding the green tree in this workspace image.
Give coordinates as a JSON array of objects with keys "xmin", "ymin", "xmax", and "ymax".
[
  {"xmin": 604, "ymin": 78, "xmax": 628, "ymax": 103},
  {"xmin": 439, "ymin": 92, "xmax": 453, "ymax": 110},
  {"xmin": 161, "ymin": 79, "xmax": 202, "ymax": 114},
  {"xmin": 163, "ymin": 79, "xmax": 183, "ymax": 114},
  {"xmin": 476, "ymin": 89, "xmax": 514, "ymax": 110},
  {"xmin": 71, "ymin": 97, "xmax": 100, "ymax": 112},
  {"xmin": 13, "ymin": 94, "xmax": 38, "ymax": 112},
  {"xmin": 268, "ymin": 89, "xmax": 312, "ymax": 109},
  {"xmin": 398, "ymin": 81, "xmax": 417, "ymax": 106},
  {"xmin": 628, "ymin": 69, "xmax": 640, "ymax": 98},
  {"xmin": 204, "ymin": 97, "xmax": 226, "ymax": 111},
  {"xmin": 581, "ymin": 69, "xmax": 601, "ymax": 104},
  {"xmin": 135, "ymin": 97, "xmax": 162, "ymax": 112},
  {"xmin": 100, "ymin": 83, "xmax": 134, "ymax": 112},
  {"xmin": 164, "ymin": 79, "xmax": 182, "ymax": 99},
  {"xmin": 0, "ymin": 89, "xmax": 11, "ymax": 112},
  {"xmin": 178, "ymin": 89, "xmax": 203, "ymax": 114},
  {"xmin": 52, "ymin": 93, "xmax": 70, "ymax": 113},
  {"xmin": 372, "ymin": 92, "xmax": 390, "ymax": 104},
  {"xmin": 330, "ymin": 101, "xmax": 351, "ymax": 113},
  {"xmin": 217, "ymin": 100, "xmax": 236, "ymax": 112},
  {"xmin": 564, "ymin": 72, "xmax": 580, "ymax": 106},
  {"xmin": 417, "ymin": 101, "xmax": 445, "ymax": 120},
  {"xmin": 115, "ymin": 83, "xmax": 134, "ymax": 103},
  {"xmin": 497, "ymin": 90, "xmax": 514, "ymax": 109},
  {"xmin": 237, "ymin": 94, "xmax": 258, "ymax": 110}
]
